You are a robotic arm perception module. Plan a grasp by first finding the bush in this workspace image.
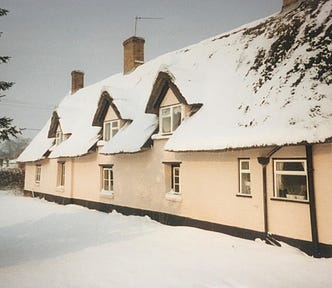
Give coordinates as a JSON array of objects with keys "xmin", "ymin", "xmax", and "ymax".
[{"xmin": 0, "ymin": 168, "xmax": 25, "ymax": 190}]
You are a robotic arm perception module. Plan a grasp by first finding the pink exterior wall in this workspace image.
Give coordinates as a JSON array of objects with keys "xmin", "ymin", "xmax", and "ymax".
[
  {"xmin": 313, "ymin": 143, "xmax": 332, "ymax": 245},
  {"xmin": 23, "ymin": 91, "xmax": 332, "ymax": 246},
  {"xmin": 24, "ymin": 142, "xmax": 332, "ymax": 245}
]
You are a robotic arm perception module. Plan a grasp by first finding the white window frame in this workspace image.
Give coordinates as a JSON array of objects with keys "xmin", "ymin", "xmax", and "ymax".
[
  {"xmin": 55, "ymin": 126, "xmax": 64, "ymax": 145},
  {"xmin": 273, "ymin": 159, "xmax": 308, "ymax": 201},
  {"xmin": 35, "ymin": 165, "xmax": 41, "ymax": 183},
  {"xmin": 239, "ymin": 159, "xmax": 251, "ymax": 195},
  {"xmin": 103, "ymin": 120, "xmax": 120, "ymax": 141},
  {"xmin": 172, "ymin": 165, "xmax": 180, "ymax": 194},
  {"xmin": 57, "ymin": 162, "xmax": 65, "ymax": 188},
  {"xmin": 159, "ymin": 104, "xmax": 182, "ymax": 135},
  {"xmin": 102, "ymin": 166, "xmax": 114, "ymax": 192}
]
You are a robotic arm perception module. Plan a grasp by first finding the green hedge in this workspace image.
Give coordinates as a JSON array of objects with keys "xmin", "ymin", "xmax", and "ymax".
[{"xmin": 0, "ymin": 168, "xmax": 25, "ymax": 190}]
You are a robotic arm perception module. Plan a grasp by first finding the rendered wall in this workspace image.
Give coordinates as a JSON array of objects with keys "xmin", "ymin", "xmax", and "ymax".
[
  {"xmin": 266, "ymin": 145, "xmax": 312, "ymax": 241},
  {"xmin": 313, "ymin": 143, "xmax": 332, "ymax": 245},
  {"xmin": 24, "ymin": 142, "xmax": 331, "ymax": 245},
  {"xmin": 24, "ymin": 158, "xmax": 73, "ymax": 199}
]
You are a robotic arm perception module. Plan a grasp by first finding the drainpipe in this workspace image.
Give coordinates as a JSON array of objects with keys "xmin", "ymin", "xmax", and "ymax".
[
  {"xmin": 257, "ymin": 146, "xmax": 281, "ymax": 241},
  {"xmin": 306, "ymin": 144, "xmax": 320, "ymax": 257}
]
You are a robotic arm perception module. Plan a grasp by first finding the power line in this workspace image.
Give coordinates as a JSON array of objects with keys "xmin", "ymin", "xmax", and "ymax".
[
  {"xmin": 0, "ymin": 101, "xmax": 54, "ymax": 111},
  {"xmin": 22, "ymin": 128, "xmax": 42, "ymax": 131}
]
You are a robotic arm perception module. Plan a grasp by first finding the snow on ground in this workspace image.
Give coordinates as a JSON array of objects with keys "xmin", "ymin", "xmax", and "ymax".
[{"xmin": 0, "ymin": 190, "xmax": 331, "ymax": 288}]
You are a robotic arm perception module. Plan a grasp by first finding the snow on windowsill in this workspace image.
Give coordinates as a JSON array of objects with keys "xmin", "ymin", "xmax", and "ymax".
[
  {"xmin": 151, "ymin": 133, "xmax": 171, "ymax": 140},
  {"xmin": 100, "ymin": 190, "xmax": 114, "ymax": 198},
  {"xmin": 56, "ymin": 186, "xmax": 64, "ymax": 192},
  {"xmin": 97, "ymin": 140, "xmax": 106, "ymax": 147},
  {"xmin": 165, "ymin": 190, "xmax": 182, "ymax": 202}
]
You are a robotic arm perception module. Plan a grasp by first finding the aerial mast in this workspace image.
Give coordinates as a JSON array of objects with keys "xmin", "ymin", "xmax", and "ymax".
[{"xmin": 134, "ymin": 16, "xmax": 163, "ymax": 36}]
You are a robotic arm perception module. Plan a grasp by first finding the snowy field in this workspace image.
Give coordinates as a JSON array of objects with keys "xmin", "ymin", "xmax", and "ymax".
[{"xmin": 0, "ymin": 190, "xmax": 331, "ymax": 288}]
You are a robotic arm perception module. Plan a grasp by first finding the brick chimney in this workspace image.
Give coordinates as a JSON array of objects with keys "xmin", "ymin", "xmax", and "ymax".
[
  {"xmin": 71, "ymin": 70, "xmax": 84, "ymax": 94},
  {"xmin": 282, "ymin": 0, "xmax": 300, "ymax": 10},
  {"xmin": 123, "ymin": 36, "xmax": 145, "ymax": 74}
]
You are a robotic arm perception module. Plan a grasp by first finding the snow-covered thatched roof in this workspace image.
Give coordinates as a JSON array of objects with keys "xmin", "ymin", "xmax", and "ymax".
[{"xmin": 18, "ymin": 0, "xmax": 332, "ymax": 162}]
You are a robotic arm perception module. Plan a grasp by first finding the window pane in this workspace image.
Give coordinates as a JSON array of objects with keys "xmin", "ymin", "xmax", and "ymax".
[
  {"xmin": 276, "ymin": 174, "xmax": 307, "ymax": 199},
  {"xmin": 61, "ymin": 164, "xmax": 65, "ymax": 186},
  {"xmin": 161, "ymin": 107, "xmax": 170, "ymax": 117},
  {"xmin": 172, "ymin": 166, "xmax": 180, "ymax": 193},
  {"xmin": 162, "ymin": 117, "xmax": 171, "ymax": 133},
  {"xmin": 111, "ymin": 127, "xmax": 119, "ymax": 137},
  {"xmin": 276, "ymin": 161, "xmax": 304, "ymax": 171},
  {"xmin": 111, "ymin": 121, "xmax": 119, "ymax": 128},
  {"xmin": 172, "ymin": 106, "xmax": 182, "ymax": 131},
  {"xmin": 241, "ymin": 161, "xmax": 249, "ymax": 170},
  {"xmin": 103, "ymin": 168, "xmax": 114, "ymax": 191},
  {"xmin": 241, "ymin": 172, "xmax": 251, "ymax": 194},
  {"xmin": 104, "ymin": 122, "xmax": 111, "ymax": 141}
]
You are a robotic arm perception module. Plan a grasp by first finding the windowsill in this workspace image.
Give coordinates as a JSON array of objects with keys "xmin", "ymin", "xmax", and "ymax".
[
  {"xmin": 165, "ymin": 190, "xmax": 182, "ymax": 202},
  {"xmin": 34, "ymin": 182, "xmax": 40, "ymax": 186},
  {"xmin": 270, "ymin": 197, "xmax": 309, "ymax": 204},
  {"xmin": 236, "ymin": 193, "xmax": 252, "ymax": 198},
  {"xmin": 56, "ymin": 186, "xmax": 64, "ymax": 192},
  {"xmin": 97, "ymin": 140, "xmax": 106, "ymax": 147},
  {"xmin": 151, "ymin": 133, "xmax": 171, "ymax": 140},
  {"xmin": 100, "ymin": 190, "xmax": 114, "ymax": 198}
]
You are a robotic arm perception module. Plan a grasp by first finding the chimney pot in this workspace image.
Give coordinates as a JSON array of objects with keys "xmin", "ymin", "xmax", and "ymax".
[
  {"xmin": 71, "ymin": 70, "xmax": 84, "ymax": 94},
  {"xmin": 123, "ymin": 36, "xmax": 145, "ymax": 74}
]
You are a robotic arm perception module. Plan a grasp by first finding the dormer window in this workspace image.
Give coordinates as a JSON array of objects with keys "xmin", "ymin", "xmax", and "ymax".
[
  {"xmin": 103, "ymin": 120, "xmax": 120, "ymax": 141},
  {"xmin": 160, "ymin": 105, "xmax": 182, "ymax": 135},
  {"xmin": 55, "ymin": 126, "xmax": 64, "ymax": 145}
]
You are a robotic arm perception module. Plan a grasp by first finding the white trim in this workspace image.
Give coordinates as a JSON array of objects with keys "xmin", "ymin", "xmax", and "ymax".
[
  {"xmin": 103, "ymin": 119, "xmax": 120, "ymax": 141},
  {"xmin": 159, "ymin": 104, "xmax": 182, "ymax": 135},
  {"xmin": 55, "ymin": 126, "xmax": 64, "ymax": 145},
  {"xmin": 239, "ymin": 159, "xmax": 251, "ymax": 195},
  {"xmin": 273, "ymin": 159, "xmax": 308, "ymax": 200},
  {"xmin": 35, "ymin": 165, "xmax": 41, "ymax": 184},
  {"xmin": 102, "ymin": 166, "xmax": 114, "ymax": 192}
]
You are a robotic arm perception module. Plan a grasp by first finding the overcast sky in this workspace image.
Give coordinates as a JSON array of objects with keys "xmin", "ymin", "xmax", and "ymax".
[{"xmin": 1, "ymin": 0, "xmax": 281, "ymax": 139}]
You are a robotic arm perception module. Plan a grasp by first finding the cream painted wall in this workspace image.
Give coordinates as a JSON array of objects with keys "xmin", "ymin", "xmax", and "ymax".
[
  {"xmin": 104, "ymin": 106, "xmax": 118, "ymax": 121},
  {"xmin": 160, "ymin": 89, "xmax": 179, "ymax": 107},
  {"xmin": 266, "ymin": 145, "xmax": 312, "ymax": 241},
  {"xmin": 313, "ymin": 143, "xmax": 332, "ymax": 245},
  {"xmin": 24, "ymin": 158, "xmax": 73, "ymax": 199},
  {"xmin": 24, "ymin": 142, "xmax": 332, "ymax": 245}
]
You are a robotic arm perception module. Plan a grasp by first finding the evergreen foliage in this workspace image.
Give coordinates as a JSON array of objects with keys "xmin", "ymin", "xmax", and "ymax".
[{"xmin": 0, "ymin": 8, "xmax": 20, "ymax": 142}]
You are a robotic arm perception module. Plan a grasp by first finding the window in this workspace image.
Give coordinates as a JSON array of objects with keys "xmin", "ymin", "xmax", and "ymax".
[
  {"xmin": 35, "ymin": 165, "xmax": 41, "ymax": 183},
  {"xmin": 160, "ymin": 105, "xmax": 182, "ymax": 134},
  {"xmin": 103, "ymin": 120, "xmax": 120, "ymax": 141},
  {"xmin": 274, "ymin": 159, "xmax": 308, "ymax": 201},
  {"xmin": 57, "ymin": 162, "xmax": 65, "ymax": 187},
  {"xmin": 239, "ymin": 159, "xmax": 251, "ymax": 195},
  {"xmin": 172, "ymin": 165, "xmax": 180, "ymax": 193},
  {"xmin": 102, "ymin": 167, "xmax": 114, "ymax": 191},
  {"xmin": 55, "ymin": 126, "xmax": 64, "ymax": 145}
]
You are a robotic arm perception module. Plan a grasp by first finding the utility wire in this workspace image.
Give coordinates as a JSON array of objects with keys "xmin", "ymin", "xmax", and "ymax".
[{"xmin": 0, "ymin": 101, "xmax": 54, "ymax": 111}]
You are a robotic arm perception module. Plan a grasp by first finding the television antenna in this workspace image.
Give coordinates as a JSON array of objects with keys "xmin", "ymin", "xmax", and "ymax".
[{"xmin": 134, "ymin": 16, "xmax": 163, "ymax": 36}]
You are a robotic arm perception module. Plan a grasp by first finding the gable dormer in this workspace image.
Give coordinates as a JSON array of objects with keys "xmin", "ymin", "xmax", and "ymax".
[
  {"xmin": 146, "ymin": 71, "xmax": 201, "ymax": 136},
  {"xmin": 48, "ymin": 111, "xmax": 66, "ymax": 145},
  {"xmin": 92, "ymin": 91, "xmax": 126, "ymax": 141}
]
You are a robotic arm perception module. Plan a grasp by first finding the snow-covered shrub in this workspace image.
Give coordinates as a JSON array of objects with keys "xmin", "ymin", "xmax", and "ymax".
[{"xmin": 0, "ymin": 168, "xmax": 24, "ymax": 190}]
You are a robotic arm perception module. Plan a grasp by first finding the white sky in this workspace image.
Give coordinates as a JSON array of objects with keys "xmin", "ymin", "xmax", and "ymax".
[{"xmin": 1, "ymin": 0, "xmax": 281, "ymax": 139}]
